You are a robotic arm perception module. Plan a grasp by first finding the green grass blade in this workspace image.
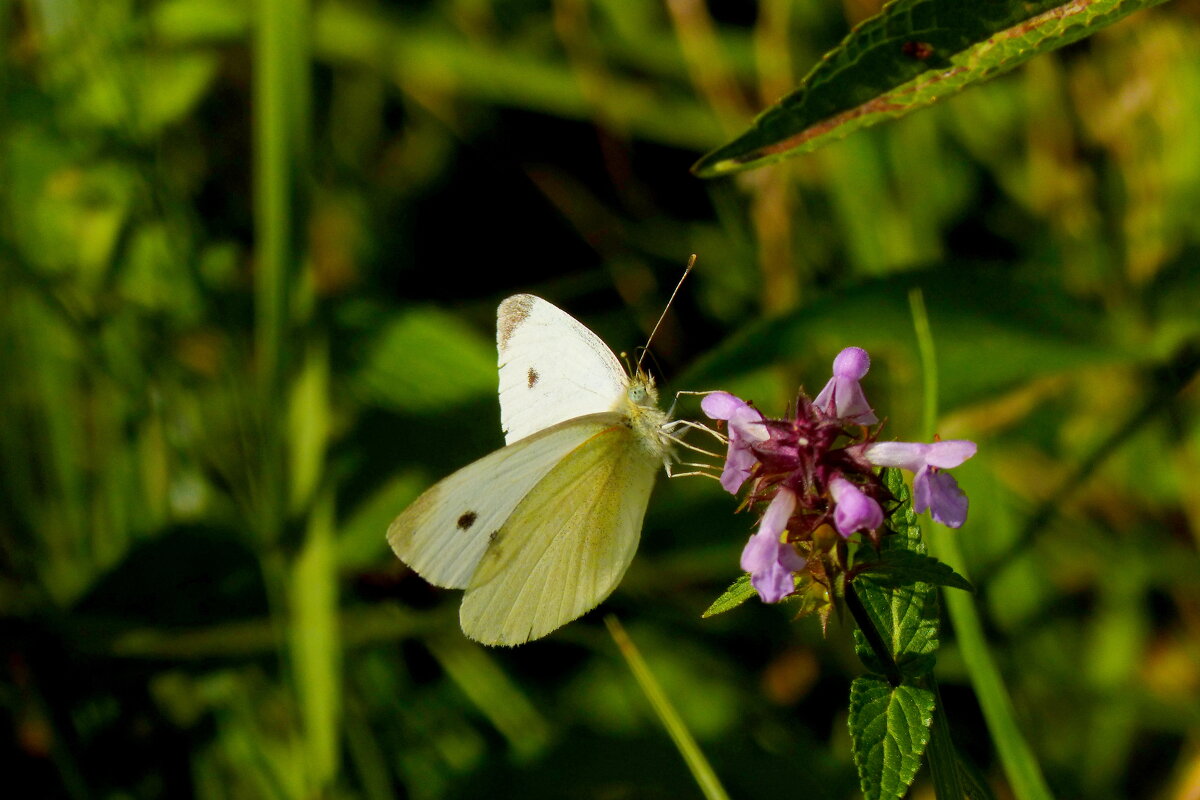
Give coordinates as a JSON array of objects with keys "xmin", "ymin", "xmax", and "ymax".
[
  {"xmin": 605, "ymin": 616, "xmax": 731, "ymax": 800},
  {"xmin": 253, "ymin": 0, "xmax": 309, "ymax": 543},
  {"xmin": 925, "ymin": 678, "xmax": 967, "ymax": 800},
  {"xmin": 908, "ymin": 290, "xmax": 1054, "ymax": 800},
  {"xmin": 425, "ymin": 636, "xmax": 552, "ymax": 761},
  {"xmin": 288, "ymin": 487, "xmax": 341, "ymax": 789}
]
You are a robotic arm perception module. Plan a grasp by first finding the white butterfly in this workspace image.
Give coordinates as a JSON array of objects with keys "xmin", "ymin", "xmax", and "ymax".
[{"xmin": 387, "ymin": 294, "xmax": 674, "ymax": 646}]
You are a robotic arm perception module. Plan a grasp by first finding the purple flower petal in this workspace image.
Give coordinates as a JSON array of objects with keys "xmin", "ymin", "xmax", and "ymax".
[
  {"xmin": 703, "ymin": 392, "xmax": 767, "ymax": 494},
  {"xmin": 729, "ymin": 404, "xmax": 769, "ymax": 444},
  {"xmin": 829, "ymin": 477, "xmax": 883, "ymax": 537},
  {"xmin": 861, "ymin": 441, "xmax": 928, "ymax": 472},
  {"xmin": 720, "ymin": 443, "xmax": 758, "ymax": 494},
  {"xmin": 927, "ymin": 471, "xmax": 969, "ymax": 527},
  {"xmin": 700, "ymin": 391, "xmax": 746, "ymax": 421},
  {"xmin": 865, "ymin": 440, "xmax": 976, "ymax": 528},
  {"xmin": 925, "ymin": 440, "xmax": 977, "ymax": 469},
  {"xmin": 833, "ymin": 347, "xmax": 871, "ymax": 380},
  {"xmin": 912, "ymin": 466, "xmax": 933, "ymax": 514},
  {"xmin": 813, "ymin": 348, "xmax": 878, "ymax": 424},
  {"xmin": 740, "ymin": 488, "xmax": 806, "ymax": 603}
]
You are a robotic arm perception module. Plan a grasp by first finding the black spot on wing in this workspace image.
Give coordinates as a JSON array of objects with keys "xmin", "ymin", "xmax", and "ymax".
[
  {"xmin": 457, "ymin": 511, "xmax": 478, "ymax": 530},
  {"xmin": 527, "ymin": 367, "xmax": 539, "ymax": 388}
]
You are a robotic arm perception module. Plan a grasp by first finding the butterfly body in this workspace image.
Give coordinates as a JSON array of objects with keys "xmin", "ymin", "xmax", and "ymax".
[{"xmin": 388, "ymin": 294, "xmax": 671, "ymax": 646}]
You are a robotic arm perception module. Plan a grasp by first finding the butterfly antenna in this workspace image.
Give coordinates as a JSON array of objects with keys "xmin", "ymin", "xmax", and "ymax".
[{"xmin": 636, "ymin": 253, "xmax": 696, "ymax": 373}]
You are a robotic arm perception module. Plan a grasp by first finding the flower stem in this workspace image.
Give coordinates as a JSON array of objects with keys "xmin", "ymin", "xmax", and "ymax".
[{"xmin": 845, "ymin": 579, "xmax": 902, "ymax": 687}]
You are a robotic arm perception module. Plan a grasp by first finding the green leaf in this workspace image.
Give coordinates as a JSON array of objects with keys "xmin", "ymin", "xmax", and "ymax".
[
  {"xmin": 849, "ymin": 675, "xmax": 936, "ymax": 800},
  {"xmin": 853, "ymin": 470, "xmax": 940, "ymax": 678},
  {"xmin": 701, "ymin": 573, "xmax": 757, "ymax": 618},
  {"xmin": 858, "ymin": 549, "xmax": 973, "ymax": 593},
  {"xmin": 694, "ymin": 0, "xmax": 1171, "ymax": 176},
  {"xmin": 347, "ymin": 305, "xmax": 495, "ymax": 413}
]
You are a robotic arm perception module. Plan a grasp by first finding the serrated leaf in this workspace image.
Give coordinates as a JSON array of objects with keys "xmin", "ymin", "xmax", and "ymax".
[
  {"xmin": 859, "ymin": 549, "xmax": 973, "ymax": 592},
  {"xmin": 702, "ymin": 574, "xmax": 757, "ymax": 618},
  {"xmin": 849, "ymin": 676, "xmax": 936, "ymax": 800},
  {"xmin": 853, "ymin": 629, "xmax": 936, "ymax": 680},
  {"xmin": 693, "ymin": 0, "xmax": 1171, "ymax": 176},
  {"xmin": 853, "ymin": 470, "xmax": 940, "ymax": 677},
  {"xmin": 882, "ymin": 467, "xmax": 923, "ymax": 549}
]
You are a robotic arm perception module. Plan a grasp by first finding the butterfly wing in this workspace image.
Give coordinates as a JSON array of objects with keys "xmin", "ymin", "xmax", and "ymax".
[
  {"xmin": 497, "ymin": 294, "xmax": 630, "ymax": 445},
  {"xmin": 387, "ymin": 415, "xmax": 618, "ymax": 589},
  {"xmin": 459, "ymin": 420, "xmax": 661, "ymax": 646}
]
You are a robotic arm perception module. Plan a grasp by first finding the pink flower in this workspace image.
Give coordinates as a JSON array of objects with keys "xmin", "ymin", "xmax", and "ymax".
[
  {"xmin": 829, "ymin": 477, "xmax": 883, "ymax": 537},
  {"xmin": 740, "ymin": 487, "xmax": 807, "ymax": 603},
  {"xmin": 860, "ymin": 440, "xmax": 976, "ymax": 527},
  {"xmin": 701, "ymin": 391, "xmax": 768, "ymax": 494},
  {"xmin": 814, "ymin": 347, "xmax": 878, "ymax": 424}
]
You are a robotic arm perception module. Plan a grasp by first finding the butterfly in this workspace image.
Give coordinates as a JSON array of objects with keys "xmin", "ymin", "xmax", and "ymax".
[{"xmin": 387, "ymin": 294, "xmax": 675, "ymax": 646}]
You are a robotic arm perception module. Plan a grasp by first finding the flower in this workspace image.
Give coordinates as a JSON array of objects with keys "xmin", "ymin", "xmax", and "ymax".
[
  {"xmin": 829, "ymin": 476, "xmax": 883, "ymax": 537},
  {"xmin": 859, "ymin": 440, "xmax": 977, "ymax": 527},
  {"xmin": 813, "ymin": 347, "xmax": 878, "ymax": 424},
  {"xmin": 701, "ymin": 391, "xmax": 769, "ymax": 494},
  {"xmin": 701, "ymin": 345, "xmax": 979, "ymax": 613},
  {"xmin": 740, "ymin": 487, "xmax": 806, "ymax": 602}
]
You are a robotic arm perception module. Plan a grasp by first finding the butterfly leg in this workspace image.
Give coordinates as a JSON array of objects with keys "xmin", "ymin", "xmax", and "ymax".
[
  {"xmin": 667, "ymin": 424, "xmax": 720, "ymax": 455},
  {"xmin": 664, "ymin": 461, "xmax": 721, "ymax": 481},
  {"xmin": 668, "ymin": 388, "xmax": 726, "ymax": 420},
  {"xmin": 664, "ymin": 417, "xmax": 726, "ymax": 441}
]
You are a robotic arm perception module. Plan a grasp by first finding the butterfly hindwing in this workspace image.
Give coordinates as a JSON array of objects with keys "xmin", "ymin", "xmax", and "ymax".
[
  {"xmin": 459, "ymin": 421, "xmax": 661, "ymax": 646},
  {"xmin": 386, "ymin": 415, "xmax": 619, "ymax": 589},
  {"xmin": 497, "ymin": 294, "xmax": 630, "ymax": 445}
]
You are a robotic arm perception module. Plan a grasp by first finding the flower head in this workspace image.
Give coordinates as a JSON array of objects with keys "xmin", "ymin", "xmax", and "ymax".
[
  {"xmin": 701, "ymin": 347, "xmax": 978, "ymax": 611},
  {"xmin": 701, "ymin": 391, "xmax": 768, "ymax": 494},
  {"xmin": 859, "ymin": 440, "xmax": 976, "ymax": 527},
  {"xmin": 813, "ymin": 347, "xmax": 878, "ymax": 424},
  {"xmin": 740, "ymin": 487, "xmax": 806, "ymax": 602}
]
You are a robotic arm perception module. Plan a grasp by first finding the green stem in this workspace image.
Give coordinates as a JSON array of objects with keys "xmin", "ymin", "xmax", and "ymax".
[
  {"xmin": 253, "ymin": 0, "xmax": 310, "ymax": 544},
  {"xmin": 606, "ymin": 616, "xmax": 731, "ymax": 800}
]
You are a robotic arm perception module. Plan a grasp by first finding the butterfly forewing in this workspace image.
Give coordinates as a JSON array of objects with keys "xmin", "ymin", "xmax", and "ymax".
[
  {"xmin": 459, "ymin": 421, "xmax": 660, "ymax": 646},
  {"xmin": 387, "ymin": 415, "xmax": 619, "ymax": 589},
  {"xmin": 497, "ymin": 294, "xmax": 630, "ymax": 445}
]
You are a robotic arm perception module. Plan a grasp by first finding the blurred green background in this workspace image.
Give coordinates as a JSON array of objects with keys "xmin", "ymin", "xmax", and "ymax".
[{"xmin": 3, "ymin": 0, "xmax": 1199, "ymax": 798}]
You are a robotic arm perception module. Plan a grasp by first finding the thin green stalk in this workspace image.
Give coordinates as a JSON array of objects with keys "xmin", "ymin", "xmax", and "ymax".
[
  {"xmin": 605, "ymin": 616, "xmax": 731, "ymax": 800},
  {"xmin": 254, "ymin": 0, "xmax": 301, "ymax": 399},
  {"xmin": 907, "ymin": 289, "xmax": 1053, "ymax": 800},
  {"xmin": 289, "ymin": 487, "xmax": 341, "ymax": 786},
  {"xmin": 254, "ymin": 1, "xmax": 336, "ymax": 794},
  {"xmin": 253, "ymin": 0, "xmax": 309, "ymax": 544}
]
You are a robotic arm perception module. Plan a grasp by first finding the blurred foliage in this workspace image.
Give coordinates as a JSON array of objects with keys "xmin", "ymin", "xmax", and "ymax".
[{"xmin": 2, "ymin": 0, "xmax": 1199, "ymax": 799}]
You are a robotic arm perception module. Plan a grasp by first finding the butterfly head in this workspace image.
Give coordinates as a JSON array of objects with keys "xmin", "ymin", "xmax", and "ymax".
[
  {"xmin": 626, "ymin": 370, "xmax": 659, "ymax": 409},
  {"xmin": 624, "ymin": 371, "xmax": 671, "ymax": 460}
]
